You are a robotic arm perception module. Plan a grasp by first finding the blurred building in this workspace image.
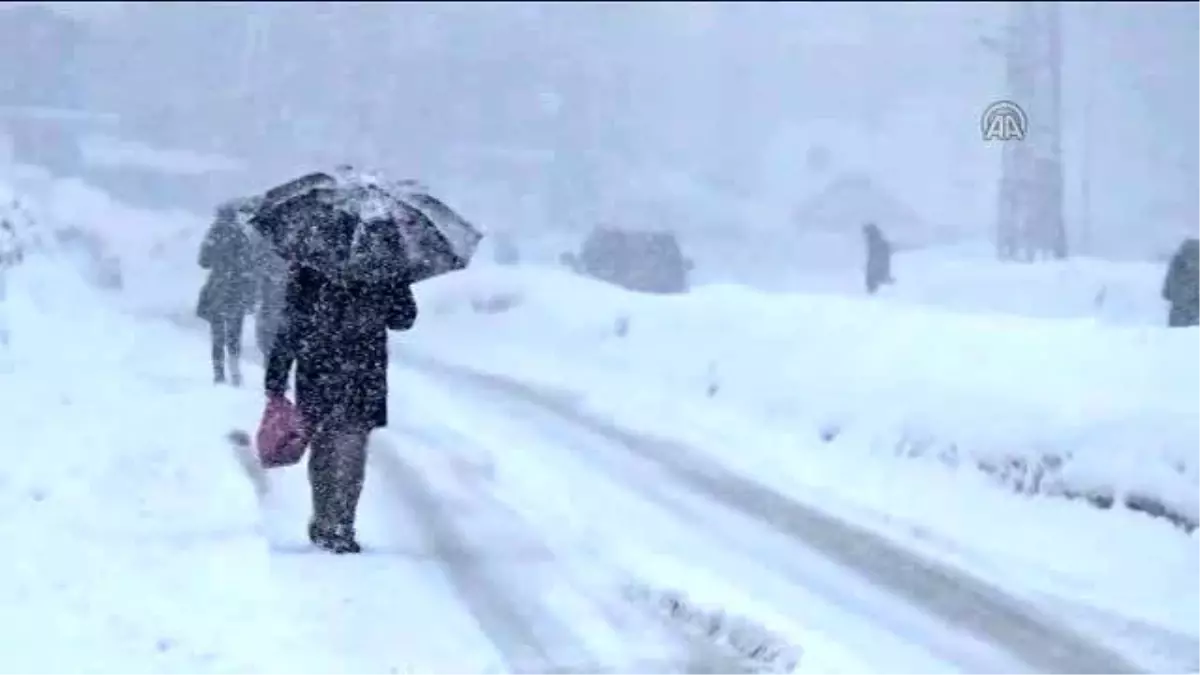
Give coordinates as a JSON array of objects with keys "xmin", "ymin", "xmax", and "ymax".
[
  {"xmin": 793, "ymin": 172, "xmax": 952, "ymax": 248},
  {"xmin": 0, "ymin": 4, "xmax": 104, "ymax": 176}
]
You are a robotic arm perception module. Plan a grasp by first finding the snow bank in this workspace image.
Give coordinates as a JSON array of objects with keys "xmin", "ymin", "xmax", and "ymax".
[
  {"xmin": 887, "ymin": 245, "xmax": 1169, "ymax": 326},
  {"xmin": 1, "ymin": 164, "xmax": 210, "ymax": 318},
  {"xmin": 623, "ymin": 582, "xmax": 804, "ymax": 674},
  {"xmin": 518, "ymin": 227, "xmax": 1171, "ymax": 326},
  {"xmin": 410, "ymin": 264, "xmax": 1198, "ymax": 532},
  {"xmin": 682, "ymin": 237, "xmax": 1170, "ymax": 326},
  {"xmin": 409, "ymin": 263, "xmax": 1199, "ymax": 653},
  {"xmin": 0, "ymin": 256, "xmax": 323, "ymax": 673}
]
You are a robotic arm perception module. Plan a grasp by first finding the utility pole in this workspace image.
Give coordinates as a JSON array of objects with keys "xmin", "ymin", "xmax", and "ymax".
[
  {"xmin": 1043, "ymin": 0, "xmax": 1067, "ymax": 258},
  {"xmin": 995, "ymin": 1, "xmax": 1067, "ymax": 261},
  {"xmin": 1078, "ymin": 4, "xmax": 1093, "ymax": 256},
  {"xmin": 996, "ymin": 4, "xmax": 1030, "ymax": 260}
]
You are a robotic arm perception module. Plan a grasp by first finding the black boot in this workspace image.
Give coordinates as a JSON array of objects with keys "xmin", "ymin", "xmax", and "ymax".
[{"xmin": 308, "ymin": 520, "xmax": 361, "ymax": 554}]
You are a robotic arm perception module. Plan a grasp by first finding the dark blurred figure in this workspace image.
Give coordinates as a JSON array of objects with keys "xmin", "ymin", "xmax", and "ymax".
[
  {"xmin": 196, "ymin": 205, "xmax": 256, "ymax": 385},
  {"xmin": 0, "ymin": 218, "xmax": 24, "ymax": 347},
  {"xmin": 863, "ymin": 222, "xmax": 894, "ymax": 295},
  {"xmin": 560, "ymin": 226, "xmax": 692, "ymax": 294},
  {"xmin": 265, "ymin": 265, "xmax": 418, "ymax": 553},
  {"xmin": 1162, "ymin": 237, "xmax": 1199, "ymax": 328}
]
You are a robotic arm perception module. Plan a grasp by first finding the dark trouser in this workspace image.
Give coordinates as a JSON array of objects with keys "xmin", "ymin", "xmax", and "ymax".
[
  {"xmin": 308, "ymin": 423, "xmax": 369, "ymax": 531},
  {"xmin": 1168, "ymin": 303, "xmax": 1199, "ymax": 328},
  {"xmin": 209, "ymin": 313, "xmax": 244, "ymax": 379},
  {"xmin": 255, "ymin": 309, "xmax": 281, "ymax": 360}
]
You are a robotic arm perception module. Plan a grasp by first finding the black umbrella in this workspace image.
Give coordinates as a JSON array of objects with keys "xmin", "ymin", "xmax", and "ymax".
[{"xmin": 244, "ymin": 167, "xmax": 483, "ymax": 284}]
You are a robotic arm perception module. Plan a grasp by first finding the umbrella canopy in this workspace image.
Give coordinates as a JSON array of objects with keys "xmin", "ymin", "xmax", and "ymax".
[{"xmin": 243, "ymin": 167, "xmax": 483, "ymax": 284}]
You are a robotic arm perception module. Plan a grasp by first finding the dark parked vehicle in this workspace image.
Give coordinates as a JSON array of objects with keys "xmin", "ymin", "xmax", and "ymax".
[{"xmin": 560, "ymin": 226, "xmax": 693, "ymax": 294}]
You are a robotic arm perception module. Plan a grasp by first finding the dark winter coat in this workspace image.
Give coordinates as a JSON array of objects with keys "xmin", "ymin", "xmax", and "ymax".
[
  {"xmin": 1162, "ymin": 237, "xmax": 1199, "ymax": 328},
  {"xmin": 264, "ymin": 265, "xmax": 418, "ymax": 432},
  {"xmin": 196, "ymin": 216, "xmax": 256, "ymax": 322},
  {"xmin": 864, "ymin": 223, "xmax": 894, "ymax": 294}
]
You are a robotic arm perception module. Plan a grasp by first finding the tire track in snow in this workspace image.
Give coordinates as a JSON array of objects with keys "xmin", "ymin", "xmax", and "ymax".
[
  {"xmin": 371, "ymin": 438, "xmax": 583, "ymax": 673},
  {"xmin": 370, "ymin": 431, "xmax": 753, "ymax": 674},
  {"xmin": 397, "ymin": 352, "xmax": 1143, "ymax": 675}
]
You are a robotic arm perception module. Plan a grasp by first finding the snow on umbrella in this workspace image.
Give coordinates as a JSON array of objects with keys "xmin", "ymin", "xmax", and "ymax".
[{"xmin": 244, "ymin": 167, "xmax": 483, "ymax": 284}]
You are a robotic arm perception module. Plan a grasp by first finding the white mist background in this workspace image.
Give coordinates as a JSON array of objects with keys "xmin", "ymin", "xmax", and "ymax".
[{"xmin": 13, "ymin": 1, "xmax": 1200, "ymax": 266}]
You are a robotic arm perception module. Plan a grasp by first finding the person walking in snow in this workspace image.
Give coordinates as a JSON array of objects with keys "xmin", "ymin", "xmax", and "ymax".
[
  {"xmin": 264, "ymin": 263, "xmax": 419, "ymax": 554},
  {"xmin": 1162, "ymin": 237, "xmax": 1199, "ymax": 328},
  {"xmin": 196, "ymin": 204, "xmax": 256, "ymax": 385},
  {"xmin": 0, "ymin": 218, "xmax": 24, "ymax": 347},
  {"xmin": 863, "ymin": 222, "xmax": 894, "ymax": 295}
]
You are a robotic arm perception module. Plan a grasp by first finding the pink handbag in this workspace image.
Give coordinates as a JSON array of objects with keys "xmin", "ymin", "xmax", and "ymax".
[{"xmin": 256, "ymin": 395, "xmax": 309, "ymax": 468}]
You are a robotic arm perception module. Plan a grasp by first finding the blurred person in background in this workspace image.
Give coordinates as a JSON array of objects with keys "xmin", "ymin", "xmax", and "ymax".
[
  {"xmin": 0, "ymin": 218, "xmax": 24, "ymax": 347},
  {"xmin": 1162, "ymin": 237, "xmax": 1199, "ymax": 328},
  {"xmin": 863, "ymin": 222, "xmax": 895, "ymax": 295},
  {"xmin": 196, "ymin": 204, "xmax": 256, "ymax": 385}
]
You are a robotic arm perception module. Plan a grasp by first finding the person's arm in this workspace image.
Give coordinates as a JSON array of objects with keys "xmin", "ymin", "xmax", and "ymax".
[
  {"xmin": 198, "ymin": 228, "xmax": 218, "ymax": 270},
  {"xmin": 265, "ymin": 271, "xmax": 303, "ymax": 397},
  {"xmin": 386, "ymin": 281, "xmax": 418, "ymax": 331},
  {"xmin": 1163, "ymin": 252, "xmax": 1182, "ymax": 302}
]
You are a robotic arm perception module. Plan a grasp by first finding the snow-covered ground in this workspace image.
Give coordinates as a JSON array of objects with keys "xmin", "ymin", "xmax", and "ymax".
[
  {"xmin": 0, "ymin": 210, "xmax": 958, "ymax": 674},
  {"xmin": 520, "ymin": 230, "xmax": 1170, "ymax": 326},
  {"xmin": 3, "ymin": 258, "xmax": 558, "ymax": 673},
  {"xmin": 1, "ymin": 162, "xmax": 209, "ymax": 317},
  {"xmin": 404, "ymin": 263, "xmax": 1199, "ymax": 668},
  {"xmin": 2, "ymin": 172, "xmax": 1196, "ymax": 672},
  {"xmin": 0, "ymin": 258, "xmax": 331, "ymax": 673}
]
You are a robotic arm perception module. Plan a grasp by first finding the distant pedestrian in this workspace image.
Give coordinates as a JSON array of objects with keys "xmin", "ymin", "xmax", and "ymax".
[
  {"xmin": 0, "ymin": 218, "xmax": 23, "ymax": 347},
  {"xmin": 196, "ymin": 205, "xmax": 256, "ymax": 385},
  {"xmin": 1162, "ymin": 237, "xmax": 1199, "ymax": 328},
  {"xmin": 863, "ymin": 222, "xmax": 894, "ymax": 295}
]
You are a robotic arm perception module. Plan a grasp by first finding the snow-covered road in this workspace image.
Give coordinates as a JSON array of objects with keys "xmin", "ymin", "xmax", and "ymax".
[
  {"xmin": 248, "ymin": 351, "xmax": 763, "ymax": 673},
  {"xmin": 369, "ymin": 351, "xmax": 1141, "ymax": 674},
  {"xmin": 373, "ymin": 432, "xmax": 749, "ymax": 674},
  {"xmin": 156, "ymin": 309, "xmax": 1146, "ymax": 673},
  {"xmin": 4, "ymin": 163, "xmax": 1196, "ymax": 673},
  {"xmin": 222, "ymin": 335, "xmax": 1146, "ymax": 673}
]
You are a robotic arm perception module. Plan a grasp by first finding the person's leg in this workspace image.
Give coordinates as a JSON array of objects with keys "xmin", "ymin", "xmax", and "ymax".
[
  {"xmin": 306, "ymin": 425, "xmax": 338, "ymax": 540},
  {"xmin": 209, "ymin": 317, "xmax": 226, "ymax": 383},
  {"xmin": 226, "ymin": 314, "xmax": 244, "ymax": 386},
  {"xmin": 307, "ymin": 422, "xmax": 366, "ymax": 554},
  {"xmin": 330, "ymin": 426, "xmax": 369, "ymax": 539},
  {"xmin": 255, "ymin": 310, "xmax": 272, "ymax": 360}
]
